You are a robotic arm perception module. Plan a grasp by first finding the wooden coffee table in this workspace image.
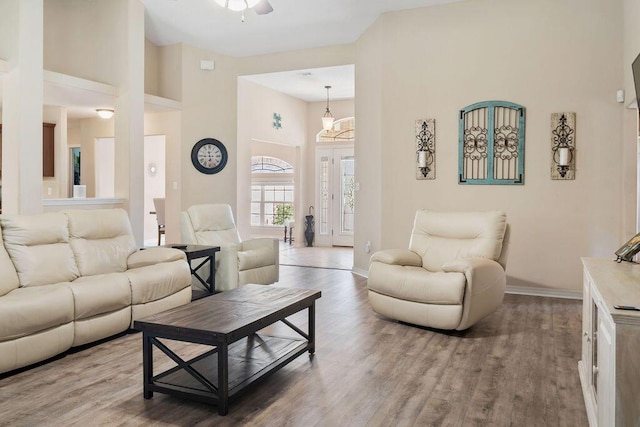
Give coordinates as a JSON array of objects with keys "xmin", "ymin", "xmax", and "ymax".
[{"xmin": 133, "ymin": 284, "xmax": 321, "ymax": 415}]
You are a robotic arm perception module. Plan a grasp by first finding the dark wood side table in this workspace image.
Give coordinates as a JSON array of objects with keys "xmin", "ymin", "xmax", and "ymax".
[{"xmin": 163, "ymin": 244, "xmax": 220, "ymax": 300}]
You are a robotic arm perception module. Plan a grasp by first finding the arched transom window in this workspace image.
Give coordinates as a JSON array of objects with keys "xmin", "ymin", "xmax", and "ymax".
[{"xmin": 251, "ymin": 156, "xmax": 294, "ymax": 173}]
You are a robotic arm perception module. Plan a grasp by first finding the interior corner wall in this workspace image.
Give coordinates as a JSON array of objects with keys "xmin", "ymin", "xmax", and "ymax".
[
  {"xmin": 158, "ymin": 44, "xmax": 183, "ymax": 102},
  {"xmin": 355, "ymin": 0, "xmax": 624, "ymax": 291},
  {"xmin": 145, "ymin": 38, "xmax": 160, "ymax": 96}
]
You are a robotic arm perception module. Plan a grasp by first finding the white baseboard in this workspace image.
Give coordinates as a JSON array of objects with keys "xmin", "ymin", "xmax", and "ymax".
[
  {"xmin": 352, "ymin": 267, "xmax": 368, "ymax": 277},
  {"xmin": 506, "ymin": 285, "xmax": 582, "ymax": 300}
]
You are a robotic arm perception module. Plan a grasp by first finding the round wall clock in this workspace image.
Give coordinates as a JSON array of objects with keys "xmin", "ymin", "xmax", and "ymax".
[{"xmin": 191, "ymin": 138, "xmax": 228, "ymax": 175}]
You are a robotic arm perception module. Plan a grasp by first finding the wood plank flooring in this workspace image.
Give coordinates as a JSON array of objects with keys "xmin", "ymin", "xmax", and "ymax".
[{"xmin": 0, "ymin": 266, "xmax": 588, "ymax": 426}]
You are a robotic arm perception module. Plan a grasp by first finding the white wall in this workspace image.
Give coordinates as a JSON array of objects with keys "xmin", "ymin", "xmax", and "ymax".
[
  {"xmin": 354, "ymin": 0, "xmax": 626, "ymax": 291},
  {"xmin": 44, "ymin": 0, "xmax": 128, "ymax": 86},
  {"xmin": 178, "ymin": 44, "xmax": 238, "ymax": 212},
  {"xmin": 95, "ymin": 137, "xmax": 115, "ymax": 198}
]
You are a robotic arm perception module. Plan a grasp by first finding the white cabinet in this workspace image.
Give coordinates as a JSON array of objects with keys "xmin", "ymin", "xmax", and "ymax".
[{"xmin": 580, "ymin": 258, "xmax": 640, "ymax": 427}]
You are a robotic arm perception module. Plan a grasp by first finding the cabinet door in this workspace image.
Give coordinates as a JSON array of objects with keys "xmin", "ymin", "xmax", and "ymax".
[
  {"xmin": 43, "ymin": 123, "xmax": 55, "ymax": 177},
  {"xmin": 581, "ymin": 277, "xmax": 592, "ymax": 384},
  {"xmin": 596, "ymin": 310, "xmax": 615, "ymax": 426},
  {"xmin": 0, "ymin": 123, "xmax": 55, "ymax": 177}
]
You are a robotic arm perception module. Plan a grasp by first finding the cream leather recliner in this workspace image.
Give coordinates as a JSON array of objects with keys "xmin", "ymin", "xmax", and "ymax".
[
  {"xmin": 368, "ymin": 210, "xmax": 509, "ymax": 331},
  {"xmin": 180, "ymin": 204, "xmax": 279, "ymax": 291}
]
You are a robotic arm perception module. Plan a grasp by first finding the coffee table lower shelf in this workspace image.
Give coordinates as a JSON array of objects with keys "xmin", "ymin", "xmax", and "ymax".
[{"xmin": 145, "ymin": 333, "xmax": 309, "ymax": 411}]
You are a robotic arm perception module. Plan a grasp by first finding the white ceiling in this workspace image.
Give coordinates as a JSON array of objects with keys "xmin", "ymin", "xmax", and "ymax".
[
  {"xmin": 1, "ymin": 0, "xmax": 464, "ymax": 117},
  {"xmin": 241, "ymin": 65, "xmax": 355, "ymax": 102},
  {"xmin": 143, "ymin": 0, "xmax": 465, "ymax": 101},
  {"xmin": 143, "ymin": 0, "xmax": 464, "ymax": 58}
]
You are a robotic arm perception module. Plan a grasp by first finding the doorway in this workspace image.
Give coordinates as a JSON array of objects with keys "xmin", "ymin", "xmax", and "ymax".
[
  {"xmin": 315, "ymin": 145, "xmax": 355, "ymax": 247},
  {"xmin": 92, "ymin": 136, "xmax": 166, "ymax": 245},
  {"xmin": 144, "ymin": 135, "xmax": 166, "ymax": 245}
]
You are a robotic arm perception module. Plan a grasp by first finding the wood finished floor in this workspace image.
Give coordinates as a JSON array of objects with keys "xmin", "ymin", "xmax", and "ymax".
[
  {"xmin": 279, "ymin": 242, "xmax": 353, "ymax": 270},
  {"xmin": 0, "ymin": 266, "xmax": 587, "ymax": 426}
]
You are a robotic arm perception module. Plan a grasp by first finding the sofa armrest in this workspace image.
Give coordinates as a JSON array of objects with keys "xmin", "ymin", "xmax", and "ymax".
[
  {"xmin": 127, "ymin": 247, "xmax": 186, "ymax": 270},
  {"xmin": 370, "ymin": 249, "xmax": 422, "ymax": 267},
  {"xmin": 216, "ymin": 245, "xmax": 242, "ymax": 291},
  {"xmin": 442, "ymin": 257, "xmax": 506, "ymax": 330}
]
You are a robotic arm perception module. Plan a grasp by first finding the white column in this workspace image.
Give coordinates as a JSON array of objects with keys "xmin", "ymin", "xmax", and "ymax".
[
  {"xmin": 1, "ymin": 0, "xmax": 43, "ymax": 214},
  {"xmin": 114, "ymin": 0, "xmax": 145, "ymax": 245}
]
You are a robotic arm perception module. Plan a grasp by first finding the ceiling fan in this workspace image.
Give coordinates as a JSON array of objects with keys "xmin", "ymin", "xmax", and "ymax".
[{"xmin": 215, "ymin": 0, "xmax": 274, "ymax": 15}]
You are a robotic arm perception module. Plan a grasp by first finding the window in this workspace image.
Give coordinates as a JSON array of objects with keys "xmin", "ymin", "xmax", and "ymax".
[
  {"xmin": 458, "ymin": 101, "xmax": 525, "ymax": 185},
  {"xmin": 251, "ymin": 156, "xmax": 294, "ymax": 227}
]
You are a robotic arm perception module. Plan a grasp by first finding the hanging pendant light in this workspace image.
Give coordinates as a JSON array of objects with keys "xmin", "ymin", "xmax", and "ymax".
[
  {"xmin": 322, "ymin": 85, "xmax": 335, "ymax": 131},
  {"xmin": 215, "ymin": 0, "xmax": 260, "ymax": 12}
]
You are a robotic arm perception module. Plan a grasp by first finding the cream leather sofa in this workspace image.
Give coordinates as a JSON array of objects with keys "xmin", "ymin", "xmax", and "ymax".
[
  {"xmin": 368, "ymin": 210, "xmax": 509, "ymax": 331},
  {"xmin": 0, "ymin": 208, "xmax": 192, "ymax": 375},
  {"xmin": 181, "ymin": 204, "xmax": 279, "ymax": 291}
]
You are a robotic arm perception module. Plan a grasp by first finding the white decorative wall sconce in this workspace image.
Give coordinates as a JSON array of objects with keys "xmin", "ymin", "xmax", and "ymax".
[
  {"xmin": 551, "ymin": 112, "xmax": 576, "ymax": 180},
  {"xmin": 416, "ymin": 119, "xmax": 435, "ymax": 180}
]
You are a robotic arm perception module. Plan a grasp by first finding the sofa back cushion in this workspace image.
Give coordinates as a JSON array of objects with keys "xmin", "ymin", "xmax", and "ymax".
[
  {"xmin": 409, "ymin": 210, "xmax": 507, "ymax": 272},
  {"xmin": 183, "ymin": 204, "xmax": 242, "ymax": 247},
  {"xmin": 65, "ymin": 209, "xmax": 137, "ymax": 276},
  {"xmin": 0, "ymin": 227, "xmax": 20, "ymax": 296},
  {"xmin": 1, "ymin": 213, "xmax": 80, "ymax": 287}
]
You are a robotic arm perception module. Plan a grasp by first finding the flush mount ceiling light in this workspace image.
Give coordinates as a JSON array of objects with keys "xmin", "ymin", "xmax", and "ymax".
[
  {"xmin": 96, "ymin": 109, "xmax": 114, "ymax": 119},
  {"xmin": 322, "ymin": 85, "xmax": 335, "ymax": 131}
]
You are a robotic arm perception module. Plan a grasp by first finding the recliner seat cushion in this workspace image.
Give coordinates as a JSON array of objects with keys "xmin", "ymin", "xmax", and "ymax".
[
  {"xmin": 0, "ymin": 284, "xmax": 74, "ymax": 341},
  {"xmin": 65, "ymin": 209, "xmax": 137, "ymax": 275},
  {"xmin": 1, "ymin": 213, "xmax": 79, "ymax": 286},
  {"xmin": 409, "ymin": 210, "xmax": 507, "ymax": 272},
  {"xmin": 68, "ymin": 273, "xmax": 132, "ymax": 320},
  {"xmin": 127, "ymin": 260, "xmax": 191, "ymax": 305},
  {"xmin": 368, "ymin": 263, "xmax": 466, "ymax": 305}
]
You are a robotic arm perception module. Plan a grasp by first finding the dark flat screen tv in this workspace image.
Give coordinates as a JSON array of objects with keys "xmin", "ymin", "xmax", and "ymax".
[{"xmin": 633, "ymin": 52, "xmax": 640, "ymax": 107}]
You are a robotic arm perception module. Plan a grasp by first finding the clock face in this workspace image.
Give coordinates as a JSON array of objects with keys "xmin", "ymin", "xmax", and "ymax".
[{"xmin": 191, "ymin": 138, "xmax": 228, "ymax": 174}]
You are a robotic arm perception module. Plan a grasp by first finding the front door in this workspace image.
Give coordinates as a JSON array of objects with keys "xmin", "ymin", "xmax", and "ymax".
[{"xmin": 315, "ymin": 146, "xmax": 354, "ymax": 247}]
